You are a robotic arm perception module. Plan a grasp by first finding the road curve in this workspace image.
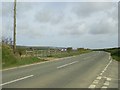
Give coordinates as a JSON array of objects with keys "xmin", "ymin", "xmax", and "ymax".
[{"xmin": 2, "ymin": 51, "xmax": 118, "ymax": 88}]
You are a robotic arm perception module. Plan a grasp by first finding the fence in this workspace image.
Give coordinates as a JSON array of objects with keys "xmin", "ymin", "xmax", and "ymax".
[{"xmin": 25, "ymin": 49, "xmax": 64, "ymax": 57}]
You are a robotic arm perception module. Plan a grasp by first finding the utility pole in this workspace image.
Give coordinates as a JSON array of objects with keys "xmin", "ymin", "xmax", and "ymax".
[{"xmin": 13, "ymin": 0, "xmax": 16, "ymax": 54}]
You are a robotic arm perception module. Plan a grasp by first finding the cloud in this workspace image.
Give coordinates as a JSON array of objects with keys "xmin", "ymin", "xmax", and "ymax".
[
  {"xmin": 88, "ymin": 10, "xmax": 117, "ymax": 35},
  {"xmin": 35, "ymin": 9, "xmax": 64, "ymax": 24},
  {"xmin": 2, "ymin": 2, "xmax": 13, "ymax": 17},
  {"xmin": 60, "ymin": 22, "xmax": 88, "ymax": 36},
  {"xmin": 72, "ymin": 2, "xmax": 116, "ymax": 18}
]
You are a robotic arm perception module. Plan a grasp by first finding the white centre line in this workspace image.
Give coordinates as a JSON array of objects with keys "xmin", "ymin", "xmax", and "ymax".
[
  {"xmin": 1, "ymin": 75, "xmax": 34, "ymax": 86},
  {"xmin": 57, "ymin": 61, "xmax": 78, "ymax": 69}
]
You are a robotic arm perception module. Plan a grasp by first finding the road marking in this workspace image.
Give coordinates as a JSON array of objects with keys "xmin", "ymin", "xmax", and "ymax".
[
  {"xmin": 96, "ymin": 76, "xmax": 102, "ymax": 80},
  {"xmin": 109, "ymin": 56, "xmax": 111, "ymax": 60},
  {"xmin": 104, "ymin": 81, "xmax": 109, "ymax": 86},
  {"xmin": 89, "ymin": 85, "xmax": 96, "ymax": 88},
  {"xmin": 0, "ymin": 75, "xmax": 34, "ymax": 86},
  {"xmin": 102, "ymin": 71, "xmax": 104, "ymax": 73},
  {"xmin": 89, "ymin": 59, "xmax": 112, "ymax": 88},
  {"xmin": 93, "ymin": 80, "xmax": 99, "ymax": 84},
  {"xmin": 106, "ymin": 78, "xmax": 111, "ymax": 81},
  {"xmin": 102, "ymin": 86, "xmax": 108, "ymax": 88},
  {"xmin": 100, "ymin": 59, "xmax": 112, "ymax": 76},
  {"xmin": 57, "ymin": 61, "xmax": 78, "ymax": 69}
]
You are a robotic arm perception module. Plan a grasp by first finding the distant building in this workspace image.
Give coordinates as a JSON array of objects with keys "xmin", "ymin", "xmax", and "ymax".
[{"xmin": 61, "ymin": 48, "xmax": 67, "ymax": 51}]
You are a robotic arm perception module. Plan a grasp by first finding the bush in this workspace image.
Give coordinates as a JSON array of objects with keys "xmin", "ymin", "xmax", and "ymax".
[
  {"xmin": 16, "ymin": 48, "xmax": 25, "ymax": 57},
  {"xmin": 2, "ymin": 44, "xmax": 17, "ymax": 67}
]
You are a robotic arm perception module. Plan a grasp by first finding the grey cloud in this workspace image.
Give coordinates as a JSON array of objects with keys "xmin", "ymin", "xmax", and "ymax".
[
  {"xmin": 2, "ymin": 2, "xmax": 13, "ymax": 17},
  {"xmin": 17, "ymin": 23, "xmax": 43, "ymax": 39},
  {"xmin": 89, "ymin": 17, "xmax": 117, "ymax": 35},
  {"xmin": 35, "ymin": 9, "xmax": 64, "ymax": 24},
  {"xmin": 72, "ymin": 2, "xmax": 116, "ymax": 18},
  {"xmin": 35, "ymin": 10, "xmax": 51, "ymax": 23},
  {"xmin": 61, "ymin": 22, "xmax": 87, "ymax": 36}
]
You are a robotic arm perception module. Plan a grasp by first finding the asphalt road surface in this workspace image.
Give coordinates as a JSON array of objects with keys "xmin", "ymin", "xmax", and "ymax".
[{"xmin": 1, "ymin": 51, "xmax": 118, "ymax": 88}]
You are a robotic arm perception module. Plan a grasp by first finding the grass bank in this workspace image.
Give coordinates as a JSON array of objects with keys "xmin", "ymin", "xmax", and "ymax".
[
  {"xmin": 94, "ymin": 47, "xmax": 120, "ymax": 62},
  {"xmin": 2, "ymin": 45, "xmax": 46, "ymax": 69},
  {"xmin": 2, "ymin": 44, "xmax": 91, "ymax": 69},
  {"xmin": 46, "ymin": 50, "xmax": 91, "ymax": 58},
  {"xmin": 105, "ymin": 48, "xmax": 120, "ymax": 62}
]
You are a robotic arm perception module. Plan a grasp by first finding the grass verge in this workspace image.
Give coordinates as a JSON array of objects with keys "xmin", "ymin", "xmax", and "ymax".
[{"xmin": 2, "ymin": 44, "xmax": 91, "ymax": 69}]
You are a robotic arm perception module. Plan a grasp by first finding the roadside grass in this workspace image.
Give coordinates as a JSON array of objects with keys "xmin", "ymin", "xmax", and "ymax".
[
  {"xmin": 3, "ymin": 56, "xmax": 47, "ymax": 69},
  {"xmin": 2, "ymin": 44, "xmax": 91, "ymax": 69},
  {"xmin": 16, "ymin": 57, "xmax": 47, "ymax": 66},
  {"xmin": 95, "ymin": 47, "xmax": 120, "ymax": 62},
  {"xmin": 2, "ymin": 45, "xmax": 47, "ymax": 69},
  {"xmin": 105, "ymin": 48, "xmax": 120, "ymax": 62},
  {"xmin": 47, "ymin": 50, "xmax": 91, "ymax": 58},
  {"xmin": 2, "ymin": 44, "xmax": 17, "ymax": 68},
  {"xmin": 110, "ymin": 49, "xmax": 120, "ymax": 61}
]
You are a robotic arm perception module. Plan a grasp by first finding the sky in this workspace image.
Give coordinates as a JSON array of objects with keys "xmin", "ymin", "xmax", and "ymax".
[{"xmin": 1, "ymin": 1, "xmax": 118, "ymax": 49}]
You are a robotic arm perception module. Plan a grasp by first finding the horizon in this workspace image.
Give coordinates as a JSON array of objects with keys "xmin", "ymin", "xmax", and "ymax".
[{"xmin": 16, "ymin": 44, "xmax": 119, "ymax": 49}]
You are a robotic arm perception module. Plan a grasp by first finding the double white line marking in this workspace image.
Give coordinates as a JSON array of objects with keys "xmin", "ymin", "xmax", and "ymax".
[{"xmin": 57, "ymin": 61, "xmax": 78, "ymax": 69}]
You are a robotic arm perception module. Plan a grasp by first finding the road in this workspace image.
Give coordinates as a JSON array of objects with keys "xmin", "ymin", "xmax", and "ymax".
[{"xmin": 1, "ymin": 51, "xmax": 118, "ymax": 88}]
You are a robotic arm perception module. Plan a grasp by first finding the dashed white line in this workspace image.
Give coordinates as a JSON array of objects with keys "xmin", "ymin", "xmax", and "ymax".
[
  {"xmin": 0, "ymin": 75, "xmax": 34, "ymax": 86},
  {"xmin": 57, "ymin": 61, "xmax": 78, "ymax": 69},
  {"xmin": 106, "ymin": 78, "xmax": 111, "ymax": 81},
  {"xmin": 102, "ymin": 86, "xmax": 108, "ymax": 88},
  {"xmin": 89, "ymin": 85, "xmax": 96, "ymax": 88},
  {"xmin": 104, "ymin": 81, "xmax": 110, "ymax": 86},
  {"xmin": 96, "ymin": 76, "xmax": 102, "ymax": 80},
  {"xmin": 100, "ymin": 73, "xmax": 103, "ymax": 76},
  {"xmin": 93, "ymin": 80, "xmax": 99, "ymax": 84}
]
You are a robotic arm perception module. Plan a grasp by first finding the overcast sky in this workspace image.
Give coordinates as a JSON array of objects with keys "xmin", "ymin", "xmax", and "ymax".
[{"xmin": 2, "ymin": 1, "xmax": 118, "ymax": 49}]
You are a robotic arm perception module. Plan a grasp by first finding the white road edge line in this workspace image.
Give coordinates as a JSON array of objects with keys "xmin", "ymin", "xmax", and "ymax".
[
  {"xmin": 0, "ymin": 75, "xmax": 34, "ymax": 86},
  {"xmin": 100, "ymin": 59, "xmax": 112, "ymax": 75},
  {"xmin": 57, "ymin": 61, "xmax": 78, "ymax": 69},
  {"xmin": 103, "ymin": 60, "xmax": 112, "ymax": 71}
]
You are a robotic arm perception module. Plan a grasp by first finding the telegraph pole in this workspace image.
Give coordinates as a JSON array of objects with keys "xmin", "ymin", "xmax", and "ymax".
[{"xmin": 13, "ymin": 0, "xmax": 16, "ymax": 54}]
